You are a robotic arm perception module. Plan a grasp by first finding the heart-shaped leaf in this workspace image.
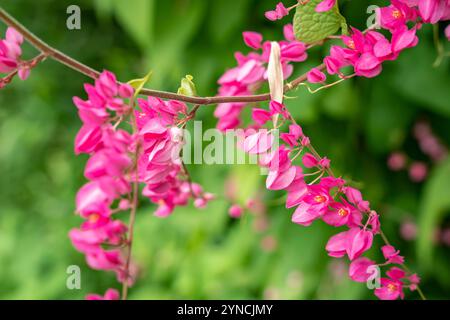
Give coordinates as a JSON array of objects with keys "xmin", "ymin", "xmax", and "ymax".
[{"xmin": 293, "ymin": 0, "xmax": 347, "ymax": 44}]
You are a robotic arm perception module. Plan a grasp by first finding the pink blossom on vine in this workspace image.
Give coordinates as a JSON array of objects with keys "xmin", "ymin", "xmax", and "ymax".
[
  {"xmin": 243, "ymin": 32, "xmax": 263, "ymax": 50},
  {"xmin": 377, "ymin": 0, "xmax": 418, "ymax": 31},
  {"xmin": 265, "ymin": 3, "xmax": 289, "ymax": 21},
  {"xmin": 388, "ymin": 152, "xmax": 407, "ymax": 171},
  {"xmin": 316, "ymin": 0, "xmax": 336, "ymax": 13},
  {"xmin": 418, "ymin": 0, "xmax": 449, "ymax": 23},
  {"xmin": 349, "ymin": 257, "xmax": 376, "ymax": 282},
  {"xmin": 86, "ymin": 289, "xmax": 120, "ymax": 300},
  {"xmin": 346, "ymin": 228, "xmax": 374, "ymax": 260},
  {"xmin": 302, "ymin": 153, "xmax": 319, "ymax": 168},
  {"xmin": 0, "ymin": 27, "xmax": 22, "ymax": 73},
  {"xmin": 215, "ymin": 32, "xmax": 307, "ymax": 131},
  {"xmin": 381, "ymin": 245, "xmax": 405, "ymax": 264},
  {"xmin": 375, "ymin": 279, "xmax": 404, "ymax": 300},
  {"xmin": 252, "ymin": 108, "xmax": 272, "ymax": 126},
  {"xmin": 243, "ymin": 130, "xmax": 274, "ymax": 154},
  {"xmin": 307, "ymin": 67, "xmax": 326, "ymax": 83},
  {"xmin": 375, "ymin": 267, "xmax": 407, "ymax": 300},
  {"xmin": 280, "ymin": 124, "xmax": 302, "ymax": 147},
  {"xmin": 409, "ymin": 161, "xmax": 428, "ymax": 182},
  {"xmin": 136, "ymin": 97, "xmax": 211, "ymax": 217},
  {"xmin": 323, "ymin": 201, "xmax": 362, "ymax": 228},
  {"xmin": 229, "ymin": 204, "xmax": 244, "ymax": 218}
]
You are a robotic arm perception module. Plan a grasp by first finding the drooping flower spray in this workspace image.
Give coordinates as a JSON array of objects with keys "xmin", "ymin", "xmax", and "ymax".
[{"xmin": 1, "ymin": 0, "xmax": 449, "ymax": 299}]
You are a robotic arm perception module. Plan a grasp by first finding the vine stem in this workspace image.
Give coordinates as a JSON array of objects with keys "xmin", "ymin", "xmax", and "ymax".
[{"xmin": 0, "ymin": 6, "xmax": 322, "ymax": 106}]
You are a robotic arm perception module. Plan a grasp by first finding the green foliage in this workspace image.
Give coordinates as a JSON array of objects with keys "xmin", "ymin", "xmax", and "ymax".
[
  {"xmin": 417, "ymin": 159, "xmax": 450, "ymax": 270},
  {"xmin": 293, "ymin": 0, "xmax": 347, "ymax": 44}
]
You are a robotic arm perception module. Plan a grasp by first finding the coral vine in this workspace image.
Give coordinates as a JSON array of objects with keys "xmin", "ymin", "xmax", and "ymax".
[{"xmin": 1, "ymin": 0, "xmax": 449, "ymax": 300}]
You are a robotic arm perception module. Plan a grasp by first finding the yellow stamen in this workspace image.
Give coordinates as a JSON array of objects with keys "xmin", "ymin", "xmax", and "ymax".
[
  {"xmin": 314, "ymin": 195, "xmax": 327, "ymax": 203},
  {"xmin": 348, "ymin": 40, "xmax": 355, "ymax": 50},
  {"xmin": 338, "ymin": 208, "xmax": 349, "ymax": 217},
  {"xmin": 387, "ymin": 283, "xmax": 397, "ymax": 292},
  {"xmin": 89, "ymin": 213, "xmax": 100, "ymax": 223},
  {"xmin": 392, "ymin": 10, "xmax": 402, "ymax": 19}
]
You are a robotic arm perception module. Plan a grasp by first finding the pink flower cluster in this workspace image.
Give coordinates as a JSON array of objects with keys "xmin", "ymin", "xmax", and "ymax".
[
  {"xmin": 388, "ymin": 120, "xmax": 448, "ymax": 183},
  {"xmin": 0, "ymin": 27, "xmax": 28, "ymax": 88},
  {"xmin": 238, "ymin": 99, "xmax": 421, "ymax": 299},
  {"xmin": 215, "ymin": 26, "xmax": 307, "ymax": 131},
  {"xmin": 211, "ymin": 0, "xmax": 450, "ymax": 299},
  {"xmin": 350, "ymin": 246, "xmax": 420, "ymax": 300},
  {"xmin": 135, "ymin": 97, "xmax": 214, "ymax": 217},
  {"xmin": 86, "ymin": 288, "xmax": 120, "ymax": 300},
  {"xmin": 70, "ymin": 70, "xmax": 212, "ymax": 298},
  {"xmin": 322, "ymin": 0, "xmax": 450, "ymax": 78},
  {"xmin": 70, "ymin": 70, "xmax": 135, "ymax": 291},
  {"xmin": 414, "ymin": 120, "xmax": 448, "ymax": 163}
]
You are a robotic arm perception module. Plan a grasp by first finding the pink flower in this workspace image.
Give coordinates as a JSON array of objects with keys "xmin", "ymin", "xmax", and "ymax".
[
  {"xmin": 280, "ymin": 124, "xmax": 302, "ymax": 147},
  {"xmin": 316, "ymin": 0, "xmax": 337, "ymax": 12},
  {"xmin": 326, "ymin": 230, "xmax": 349, "ymax": 258},
  {"xmin": 322, "ymin": 201, "xmax": 362, "ymax": 227},
  {"xmin": 265, "ymin": 2, "xmax": 290, "ymax": 21},
  {"xmin": 307, "ymin": 68, "xmax": 327, "ymax": 83},
  {"xmin": 344, "ymin": 187, "xmax": 370, "ymax": 212},
  {"xmin": 292, "ymin": 202, "xmax": 321, "ymax": 226},
  {"xmin": 408, "ymin": 273, "xmax": 421, "ymax": 290},
  {"xmin": 243, "ymin": 131, "xmax": 274, "ymax": 154},
  {"xmin": 266, "ymin": 165, "xmax": 297, "ymax": 190},
  {"xmin": 280, "ymin": 42, "xmax": 308, "ymax": 62},
  {"xmin": 324, "ymin": 56, "xmax": 342, "ymax": 75},
  {"xmin": 375, "ymin": 267, "xmax": 406, "ymax": 300},
  {"xmin": 346, "ymin": 228, "xmax": 374, "ymax": 260},
  {"xmin": 381, "ymin": 245, "xmax": 405, "ymax": 264},
  {"xmin": 269, "ymin": 100, "xmax": 290, "ymax": 119},
  {"xmin": 391, "ymin": 26, "xmax": 418, "ymax": 53},
  {"xmin": 118, "ymin": 83, "xmax": 134, "ymax": 98},
  {"xmin": 229, "ymin": 204, "xmax": 244, "ymax": 218},
  {"xmin": 75, "ymin": 125, "xmax": 102, "ymax": 154},
  {"xmin": 86, "ymin": 288, "xmax": 120, "ymax": 300},
  {"xmin": 283, "ymin": 24, "xmax": 296, "ymax": 42},
  {"xmin": 243, "ymin": 32, "xmax": 263, "ymax": 50},
  {"xmin": 75, "ymin": 181, "xmax": 112, "ymax": 218},
  {"xmin": 349, "ymin": 257, "xmax": 376, "ymax": 282},
  {"xmin": 302, "ymin": 153, "xmax": 319, "ymax": 168},
  {"xmin": 374, "ymin": 278, "xmax": 404, "ymax": 300},
  {"xmin": 387, "ymin": 152, "xmax": 407, "ymax": 171},
  {"xmin": 285, "ymin": 171, "xmax": 307, "ymax": 208},
  {"xmin": 387, "ymin": 267, "xmax": 406, "ymax": 280},
  {"xmin": 409, "ymin": 162, "xmax": 428, "ymax": 182},
  {"xmin": 0, "ymin": 27, "xmax": 23, "ymax": 74},
  {"xmin": 377, "ymin": 1, "xmax": 418, "ymax": 31},
  {"xmin": 354, "ymin": 53, "xmax": 382, "ymax": 78},
  {"xmin": 252, "ymin": 108, "xmax": 272, "ymax": 126},
  {"xmin": 418, "ymin": 0, "xmax": 447, "ymax": 23}
]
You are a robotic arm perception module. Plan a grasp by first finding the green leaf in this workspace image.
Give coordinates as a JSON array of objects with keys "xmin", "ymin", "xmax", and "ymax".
[
  {"xmin": 293, "ymin": 0, "xmax": 347, "ymax": 44},
  {"xmin": 364, "ymin": 82, "xmax": 415, "ymax": 154},
  {"xmin": 177, "ymin": 75, "xmax": 197, "ymax": 97},
  {"xmin": 417, "ymin": 159, "xmax": 450, "ymax": 270},
  {"xmin": 127, "ymin": 70, "xmax": 153, "ymax": 97},
  {"xmin": 112, "ymin": 0, "xmax": 154, "ymax": 51},
  {"xmin": 393, "ymin": 38, "xmax": 450, "ymax": 117}
]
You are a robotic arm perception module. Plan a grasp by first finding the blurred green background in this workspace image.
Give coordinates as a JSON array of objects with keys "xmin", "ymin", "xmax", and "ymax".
[{"xmin": 0, "ymin": 0, "xmax": 449, "ymax": 300}]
